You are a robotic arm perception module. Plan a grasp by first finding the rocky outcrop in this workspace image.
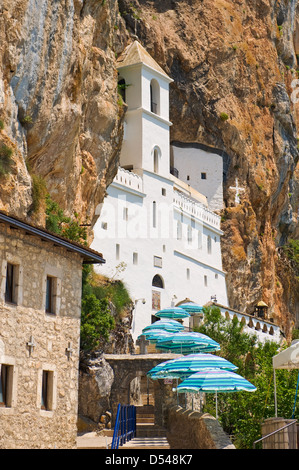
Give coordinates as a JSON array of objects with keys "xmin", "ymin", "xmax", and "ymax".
[
  {"xmin": 0, "ymin": 0, "xmax": 128, "ymax": 225},
  {"xmin": 78, "ymin": 353, "xmax": 114, "ymax": 431}
]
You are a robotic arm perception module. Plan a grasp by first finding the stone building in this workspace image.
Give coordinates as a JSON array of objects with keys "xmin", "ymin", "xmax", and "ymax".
[{"xmin": 0, "ymin": 211, "xmax": 104, "ymax": 449}]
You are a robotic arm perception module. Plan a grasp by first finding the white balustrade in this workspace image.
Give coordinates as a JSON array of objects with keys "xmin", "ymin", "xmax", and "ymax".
[
  {"xmin": 114, "ymin": 167, "xmax": 144, "ymax": 193},
  {"xmin": 173, "ymin": 191, "xmax": 221, "ymax": 230}
]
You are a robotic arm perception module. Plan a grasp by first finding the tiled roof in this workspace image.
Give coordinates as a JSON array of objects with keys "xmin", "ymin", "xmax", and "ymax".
[{"xmin": 117, "ymin": 40, "xmax": 170, "ymax": 79}]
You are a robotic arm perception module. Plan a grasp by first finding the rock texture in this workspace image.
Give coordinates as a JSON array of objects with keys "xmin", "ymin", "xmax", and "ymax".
[
  {"xmin": 0, "ymin": 0, "xmax": 298, "ymax": 337},
  {"xmin": 0, "ymin": 0, "xmax": 128, "ymax": 224}
]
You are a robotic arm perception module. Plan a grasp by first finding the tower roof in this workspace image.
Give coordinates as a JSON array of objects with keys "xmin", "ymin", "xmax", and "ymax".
[{"xmin": 117, "ymin": 40, "xmax": 171, "ymax": 80}]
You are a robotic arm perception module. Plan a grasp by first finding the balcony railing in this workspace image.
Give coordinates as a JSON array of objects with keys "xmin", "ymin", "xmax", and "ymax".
[
  {"xmin": 113, "ymin": 167, "xmax": 144, "ymax": 193},
  {"xmin": 173, "ymin": 191, "xmax": 221, "ymax": 230}
]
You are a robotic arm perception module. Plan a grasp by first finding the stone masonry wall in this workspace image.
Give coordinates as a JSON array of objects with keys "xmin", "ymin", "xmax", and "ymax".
[
  {"xmin": 166, "ymin": 406, "xmax": 235, "ymax": 450},
  {"xmin": 0, "ymin": 222, "xmax": 83, "ymax": 449}
]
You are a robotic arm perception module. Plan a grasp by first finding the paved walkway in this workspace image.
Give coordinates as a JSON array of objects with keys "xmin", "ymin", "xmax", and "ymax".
[
  {"xmin": 76, "ymin": 432, "xmax": 170, "ymax": 450},
  {"xmin": 77, "ymin": 432, "xmax": 112, "ymax": 449}
]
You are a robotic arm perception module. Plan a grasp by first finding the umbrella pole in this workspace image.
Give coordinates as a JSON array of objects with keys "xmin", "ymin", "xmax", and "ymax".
[
  {"xmin": 291, "ymin": 371, "xmax": 299, "ymax": 419},
  {"xmin": 216, "ymin": 392, "xmax": 218, "ymax": 420},
  {"xmin": 274, "ymin": 369, "xmax": 277, "ymax": 418}
]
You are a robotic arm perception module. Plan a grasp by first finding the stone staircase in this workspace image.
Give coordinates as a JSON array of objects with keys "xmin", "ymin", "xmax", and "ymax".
[{"xmin": 120, "ymin": 405, "xmax": 170, "ymax": 449}]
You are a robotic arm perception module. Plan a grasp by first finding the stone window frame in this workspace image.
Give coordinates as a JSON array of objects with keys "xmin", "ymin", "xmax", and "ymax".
[
  {"xmin": 37, "ymin": 364, "xmax": 57, "ymax": 417},
  {"xmin": 0, "ymin": 343, "xmax": 17, "ymax": 415},
  {"xmin": 42, "ymin": 266, "xmax": 62, "ymax": 316},
  {"xmin": 1, "ymin": 256, "xmax": 23, "ymax": 306}
]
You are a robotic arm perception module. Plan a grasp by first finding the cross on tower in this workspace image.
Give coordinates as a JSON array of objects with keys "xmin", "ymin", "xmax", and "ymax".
[
  {"xmin": 26, "ymin": 335, "xmax": 36, "ymax": 356},
  {"xmin": 229, "ymin": 178, "xmax": 245, "ymax": 205}
]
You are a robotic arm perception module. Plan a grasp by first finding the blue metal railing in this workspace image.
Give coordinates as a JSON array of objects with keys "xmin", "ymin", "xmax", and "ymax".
[{"xmin": 111, "ymin": 404, "xmax": 136, "ymax": 449}]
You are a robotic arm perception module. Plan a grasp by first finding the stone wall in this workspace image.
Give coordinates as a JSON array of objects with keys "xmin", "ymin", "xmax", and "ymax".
[
  {"xmin": 166, "ymin": 406, "xmax": 235, "ymax": 449},
  {"xmin": 0, "ymin": 223, "xmax": 83, "ymax": 448}
]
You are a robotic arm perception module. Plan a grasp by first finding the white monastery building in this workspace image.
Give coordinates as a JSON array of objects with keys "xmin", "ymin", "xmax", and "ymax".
[{"xmin": 92, "ymin": 40, "xmax": 229, "ymax": 342}]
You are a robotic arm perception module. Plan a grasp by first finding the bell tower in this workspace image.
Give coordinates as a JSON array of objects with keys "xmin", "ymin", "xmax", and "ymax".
[{"xmin": 117, "ymin": 41, "xmax": 173, "ymax": 178}]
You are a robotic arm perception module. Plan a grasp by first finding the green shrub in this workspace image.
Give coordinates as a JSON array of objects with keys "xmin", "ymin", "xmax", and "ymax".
[
  {"xmin": 283, "ymin": 239, "xmax": 299, "ymax": 276},
  {"xmin": 80, "ymin": 294, "xmax": 115, "ymax": 351},
  {"xmin": 30, "ymin": 174, "xmax": 47, "ymax": 214},
  {"xmin": 45, "ymin": 195, "xmax": 87, "ymax": 245},
  {"xmin": 0, "ymin": 144, "xmax": 13, "ymax": 176},
  {"xmin": 220, "ymin": 112, "xmax": 229, "ymax": 121}
]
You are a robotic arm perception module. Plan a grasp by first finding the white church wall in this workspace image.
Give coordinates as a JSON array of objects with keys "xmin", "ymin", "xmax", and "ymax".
[
  {"xmin": 142, "ymin": 113, "xmax": 170, "ymax": 177},
  {"xmin": 171, "ymin": 144, "xmax": 224, "ymax": 211},
  {"xmin": 120, "ymin": 111, "xmax": 142, "ymax": 169}
]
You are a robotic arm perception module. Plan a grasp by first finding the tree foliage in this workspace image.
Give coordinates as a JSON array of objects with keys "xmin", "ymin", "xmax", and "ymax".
[
  {"xmin": 195, "ymin": 306, "xmax": 299, "ymax": 448},
  {"xmin": 80, "ymin": 294, "xmax": 115, "ymax": 351}
]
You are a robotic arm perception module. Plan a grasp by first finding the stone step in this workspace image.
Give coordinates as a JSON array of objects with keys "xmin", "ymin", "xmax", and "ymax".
[
  {"xmin": 137, "ymin": 418, "xmax": 155, "ymax": 425},
  {"xmin": 136, "ymin": 424, "xmax": 168, "ymax": 438},
  {"xmin": 120, "ymin": 437, "xmax": 170, "ymax": 449}
]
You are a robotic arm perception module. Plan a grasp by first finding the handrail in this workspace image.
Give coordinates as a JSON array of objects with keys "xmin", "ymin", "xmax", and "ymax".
[
  {"xmin": 111, "ymin": 404, "xmax": 136, "ymax": 449},
  {"xmin": 253, "ymin": 419, "xmax": 297, "ymax": 449}
]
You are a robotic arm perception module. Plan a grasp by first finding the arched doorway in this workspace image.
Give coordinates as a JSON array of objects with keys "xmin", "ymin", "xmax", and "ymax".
[{"xmin": 152, "ymin": 274, "xmax": 164, "ymax": 322}]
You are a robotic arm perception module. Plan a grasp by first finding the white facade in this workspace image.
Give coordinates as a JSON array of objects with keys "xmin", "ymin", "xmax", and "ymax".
[
  {"xmin": 171, "ymin": 143, "xmax": 224, "ymax": 212},
  {"xmin": 92, "ymin": 42, "xmax": 228, "ymax": 342}
]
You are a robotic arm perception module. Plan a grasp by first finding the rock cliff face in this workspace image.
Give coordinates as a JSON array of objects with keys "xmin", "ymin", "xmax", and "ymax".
[
  {"xmin": 0, "ymin": 0, "xmax": 298, "ymax": 337},
  {"xmin": 0, "ymin": 0, "xmax": 128, "ymax": 223}
]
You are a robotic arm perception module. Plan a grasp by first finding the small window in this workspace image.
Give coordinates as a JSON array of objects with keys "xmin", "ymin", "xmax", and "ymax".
[
  {"xmin": 5, "ymin": 263, "xmax": 18, "ymax": 304},
  {"xmin": 41, "ymin": 370, "xmax": 54, "ymax": 411},
  {"xmin": 154, "ymin": 149, "xmax": 159, "ymax": 174},
  {"xmin": 204, "ymin": 275, "xmax": 208, "ymax": 287},
  {"xmin": 153, "ymin": 201, "xmax": 157, "ymax": 228},
  {"xmin": 101, "ymin": 222, "xmax": 108, "ymax": 230},
  {"xmin": 186, "ymin": 268, "xmax": 190, "ymax": 280},
  {"xmin": 215, "ymin": 273, "xmax": 218, "ymax": 279},
  {"xmin": 187, "ymin": 226, "xmax": 192, "ymax": 244},
  {"xmin": 198, "ymin": 231, "xmax": 202, "ymax": 249},
  {"xmin": 123, "ymin": 207, "xmax": 128, "ymax": 221},
  {"xmin": 45, "ymin": 276, "xmax": 56, "ymax": 314},
  {"xmin": 133, "ymin": 252, "xmax": 138, "ymax": 265},
  {"xmin": 0, "ymin": 364, "xmax": 13, "ymax": 407},
  {"xmin": 116, "ymin": 244, "xmax": 120, "ymax": 260},
  {"xmin": 161, "ymin": 188, "xmax": 166, "ymax": 196},
  {"xmin": 207, "ymin": 236, "xmax": 212, "ymax": 254},
  {"xmin": 201, "ymin": 173, "xmax": 207, "ymax": 180},
  {"xmin": 187, "ymin": 175, "xmax": 190, "ymax": 181},
  {"xmin": 118, "ymin": 78, "xmax": 126, "ymax": 102},
  {"xmin": 154, "ymin": 256, "xmax": 162, "ymax": 268},
  {"xmin": 150, "ymin": 79, "xmax": 160, "ymax": 115}
]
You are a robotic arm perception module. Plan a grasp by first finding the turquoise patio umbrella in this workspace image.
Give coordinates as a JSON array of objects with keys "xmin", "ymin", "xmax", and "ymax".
[
  {"xmin": 155, "ymin": 332, "xmax": 220, "ymax": 354},
  {"xmin": 179, "ymin": 302, "xmax": 204, "ymax": 314},
  {"xmin": 177, "ymin": 369, "xmax": 256, "ymax": 418},
  {"xmin": 142, "ymin": 319, "xmax": 184, "ymax": 334},
  {"xmin": 155, "ymin": 307, "xmax": 190, "ymax": 320},
  {"xmin": 147, "ymin": 353, "xmax": 238, "ymax": 380},
  {"xmin": 138, "ymin": 329, "xmax": 172, "ymax": 344}
]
